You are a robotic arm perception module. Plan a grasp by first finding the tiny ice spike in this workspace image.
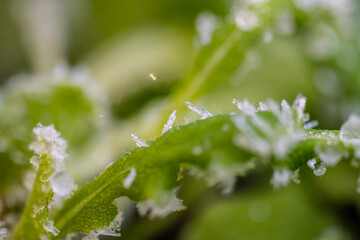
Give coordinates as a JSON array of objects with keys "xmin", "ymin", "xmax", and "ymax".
[
  {"xmin": 162, "ymin": 110, "xmax": 177, "ymax": 135},
  {"xmin": 185, "ymin": 101, "xmax": 213, "ymax": 119},
  {"xmin": 131, "ymin": 133, "xmax": 149, "ymax": 147}
]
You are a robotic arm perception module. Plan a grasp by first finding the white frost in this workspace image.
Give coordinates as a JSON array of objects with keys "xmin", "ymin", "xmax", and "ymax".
[
  {"xmin": 83, "ymin": 212, "xmax": 122, "ymax": 240},
  {"xmin": 340, "ymin": 114, "xmax": 360, "ymax": 145},
  {"xmin": 137, "ymin": 190, "xmax": 185, "ymax": 219},
  {"xmin": 122, "ymin": 168, "xmax": 137, "ymax": 189},
  {"xmin": 233, "ymin": 98, "xmax": 257, "ymax": 115},
  {"xmin": 315, "ymin": 144, "xmax": 344, "ymax": 166},
  {"xmin": 185, "ymin": 101, "xmax": 213, "ymax": 119},
  {"xmin": 131, "ymin": 133, "xmax": 149, "ymax": 147},
  {"xmin": 304, "ymin": 120, "xmax": 318, "ymax": 129},
  {"xmin": 270, "ymin": 169, "xmax": 296, "ymax": 189},
  {"xmin": 162, "ymin": 110, "xmax": 176, "ymax": 135},
  {"xmin": 314, "ymin": 162, "xmax": 327, "ymax": 177},
  {"xmin": 49, "ymin": 171, "xmax": 77, "ymax": 198},
  {"xmin": 43, "ymin": 218, "xmax": 60, "ymax": 236}
]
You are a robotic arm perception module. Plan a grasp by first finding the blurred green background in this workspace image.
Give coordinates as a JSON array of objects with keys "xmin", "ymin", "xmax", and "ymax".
[{"xmin": 1, "ymin": 0, "xmax": 360, "ymax": 239}]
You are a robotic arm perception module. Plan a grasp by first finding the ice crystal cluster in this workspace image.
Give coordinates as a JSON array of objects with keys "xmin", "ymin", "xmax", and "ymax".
[
  {"xmin": 137, "ymin": 190, "xmax": 186, "ymax": 219},
  {"xmin": 82, "ymin": 212, "xmax": 122, "ymax": 240},
  {"xmin": 29, "ymin": 123, "xmax": 77, "ymax": 236}
]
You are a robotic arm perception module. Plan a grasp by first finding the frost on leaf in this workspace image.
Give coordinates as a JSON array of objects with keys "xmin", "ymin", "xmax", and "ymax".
[
  {"xmin": 43, "ymin": 218, "xmax": 60, "ymax": 236},
  {"xmin": 162, "ymin": 110, "xmax": 176, "ymax": 135},
  {"xmin": 315, "ymin": 144, "xmax": 344, "ymax": 167},
  {"xmin": 137, "ymin": 190, "xmax": 186, "ymax": 219},
  {"xmin": 185, "ymin": 101, "xmax": 213, "ymax": 119},
  {"xmin": 189, "ymin": 159, "xmax": 256, "ymax": 195},
  {"xmin": 49, "ymin": 171, "xmax": 77, "ymax": 198},
  {"xmin": 122, "ymin": 167, "xmax": 137, "ymax": 189},
  {"xmin": 270, "ymin": 169, "xmax": 299, "ymax": 189},
  {"xmin": 131, "ymin": 133, "xmax": 149, "ymax": 147},
  {"xmin": 82, "ymin": 212, "xmax": 122, "ymax": 240},
  {"xmin": 232, "ymin": 97, "xmax": 306, "ymax": 159},
  {"xmin": 307, "ymin": 158, "xmax": 327, "ymax": 176},
  {"xmin": 340, "ymin": 114, "xmax": 360, "ymax": 145}
]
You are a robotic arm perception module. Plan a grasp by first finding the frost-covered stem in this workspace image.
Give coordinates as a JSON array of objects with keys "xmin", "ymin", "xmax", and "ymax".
[
  {"xmin": 13, "ymin": 124, "xmax": 75, "ymax": 240},
  {"xmin": 13, "ymin": 155, "xmax": 54, "ymax": 240}
]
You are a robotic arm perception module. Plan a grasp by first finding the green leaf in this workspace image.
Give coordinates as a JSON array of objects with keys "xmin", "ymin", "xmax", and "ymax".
[{"xmin": 51, "ymin": 98, "xmax": 358, "ymax": 239}]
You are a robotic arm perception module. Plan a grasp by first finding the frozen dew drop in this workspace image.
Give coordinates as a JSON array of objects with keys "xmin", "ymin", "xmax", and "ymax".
[
  {"xmin": 315, "ymin": 144, "xmax": 343, "ymax": 167},
  {"xmin": 162, "ymin": 110, "xmax": 176, "ymax": 135},
  {"xmin": 39, "ymin": 172, "xmax": 48, "ymax": 183},
  {"xmin": 49, "ymin": 171, "xmax": 77, "ymax": 198},
  {"xmin": 235, "ymin": 10, "xmax": 260, "ymax": 31},
  {"xmin": 30, "ymin": 156, "xmax": 40, "ymax": 169},
  {"xmin": 123, "ymin": 168, "xmax": 137, "ymax": 189},
  {"xmin": 307, "ymin": 158, "xmax": 316, "ymax": 169},
  {"xmin": 131, "ymin": 133, "xmax": 149, "ymax": 147},
  {"xmin": 314, "ymin": 162, "xmax": 327, "ymax": 177},
  {"xmin": 32, "ymin": 198, "xmax": 47, "ymax": 218},
  {"xmin": 43, "ymin": 218, "xmax": 60, "ymax": 236},
  {"xmin": 184, "ymin": 101, "xmax": 213, "ymax": 119}
]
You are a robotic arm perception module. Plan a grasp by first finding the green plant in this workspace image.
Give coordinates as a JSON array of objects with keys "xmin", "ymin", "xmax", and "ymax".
[{"xmin": 1, "ymin": 0, "xmax": 360, "ymax": 239}]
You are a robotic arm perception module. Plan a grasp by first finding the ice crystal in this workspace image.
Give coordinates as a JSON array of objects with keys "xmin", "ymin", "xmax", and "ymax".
[
  {"xmin": 233, "ymin": 97, "xmax": 305, "ymax": 160},
  {"xmin": 29, "ymin": 123, "xmax": 68, "ymax": 169},
  {"xmin": 304, "ymin": 120, "xmax": 318, "ymax": 129},
  {"xmin": 270, "ymin": 169, "xmax": 300, "ymax": 189},
  {"xmin": 131, "ymin": 133, "xmax": 149, "ymax": 147},
  {"xmin": 162, "ymin": 110, "xmax": 176, "ymax": 135},
  {"xmin": 137, "ymin": 190, "xmax": 185, "ymax": 219},
  {"xmin": 314, "ymin": 163, "xmax": 327, "ymax": 177},
  {"xmin": 122, "ymin": 168, "xmax": 136, "ymax": 189},
  {"xmin": 340, "ymin": 114, "xmax": 360, "ymax": 145},
  {"xmin": 49, "ymin": 171, "xmax": 77, "ymax": 198},
  {"xmin": 43, "ymin": 218, "xmax": 60, "ymax": 236},
  {"xmin": 82, "ymin": 212, "xmax": 122, "ymax": 240},
  {"xmin": 315, "ymin": 144, "xmax": 344, "ymax": 166},
  {"xmin": 185, "ymin": 101, "xmax": 213, "ymax": 119},
  {"xmin": 233, "ymin": 98, "xmax": 257, "ymax": 115}
]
